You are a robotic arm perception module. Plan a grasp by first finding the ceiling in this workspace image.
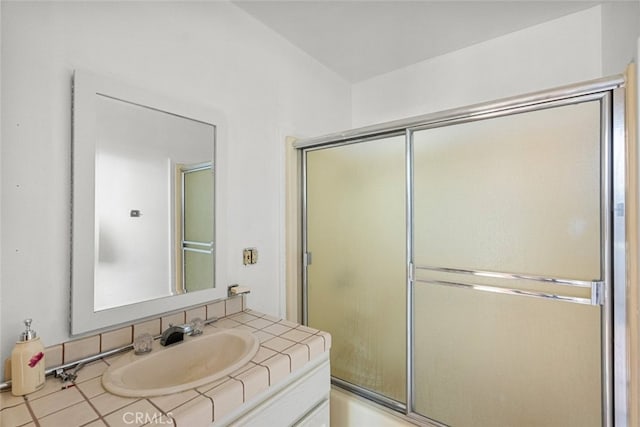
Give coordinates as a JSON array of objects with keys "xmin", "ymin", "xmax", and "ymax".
[{"xmin": 232, "ymin": 0, "xmax": 600, "ymax": 83}]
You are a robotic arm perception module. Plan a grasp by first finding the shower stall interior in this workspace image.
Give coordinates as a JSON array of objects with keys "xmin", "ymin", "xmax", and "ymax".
[{"xmin": 296, "ymin": 76, "xmax": 629, "ymax": 426}]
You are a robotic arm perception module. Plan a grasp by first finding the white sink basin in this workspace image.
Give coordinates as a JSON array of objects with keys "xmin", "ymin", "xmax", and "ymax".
[{"xmin": 102, "ymin": 328, "xmax": 259, "ymax": 397}]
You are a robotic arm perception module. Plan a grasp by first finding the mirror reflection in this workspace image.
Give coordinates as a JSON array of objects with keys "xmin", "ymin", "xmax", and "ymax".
[{"xmin": 94, "ymin": 94, "xmax": 215, "ymax": 311}]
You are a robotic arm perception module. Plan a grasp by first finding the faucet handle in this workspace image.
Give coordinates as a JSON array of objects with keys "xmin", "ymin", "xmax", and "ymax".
[{"xmin": 189, "ymin": 318, "xmax": 204, "ymax": 336}]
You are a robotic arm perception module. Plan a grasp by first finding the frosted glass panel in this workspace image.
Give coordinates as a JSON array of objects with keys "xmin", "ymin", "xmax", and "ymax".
[
  {"xmin": 412, "ymin": 100, "xmax": 603, "ymax": 424},
  {"xmin": 306, "ymin": 136, "xmax": 406, "ymax": 403},
  {"xmin": 183, "ymin": 166, "xmax": 213, "ymax": 293},
  {"xmin": 184, "ymin": 250, "xmax": 214, "ymax": 292},
  {"xmin": 414, "ymin": 283, "xmax": 602, "ymax": 426},
  {"xmin": 184, "ymin": 168, "xmax": 213, "ymax": 243},
  {"xmin": 413, "ymin": 101, "xmax": 601, "ymax": 280}
]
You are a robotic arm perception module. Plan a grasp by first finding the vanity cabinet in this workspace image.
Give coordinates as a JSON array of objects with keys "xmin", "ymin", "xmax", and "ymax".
[{"xmin": 218, "ymin": 353, "xmax": 330, "ymax": 427}]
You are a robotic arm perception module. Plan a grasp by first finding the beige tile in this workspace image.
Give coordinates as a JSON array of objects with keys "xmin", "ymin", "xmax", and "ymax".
[
  {"xmin": 302, "ymin": 335, "xmax": 326, "ymax": 360},
  {"xmin": 283, "ymin": 344, "xmax": 309, "ymax": 372},
  {"xmin": 0, "ymin": 390, "xmax": 25, "ymax": 410},
  {"xmin": 28, "ymin": 386, "xmax": 84, "ymax": 418},
  {"xmin": 243, "ymin": 309, "xmax": 264, "ymax": 317},
  {"xmin": 253, "ymin": 331, "xmax": 276, "ymax": 343},
  {"xmin": 83, "ymin": 420, "xmax": 108, "ymax": 427},
  {"xmin": 22, "ymin": 377, "xmax": 65, "ymax": 401},
  {"xmin": 161, "ymin": 312, "xmax": 185, "ymax": 331},
  {"xmin": 228, "ymin": 312, "xmax": 258, "ymax": 324},
  {"xmin": 278, "ymin": 319, "xmax": 299, "ymax": 328},
  {"xmin": 262, "ymin": 323, "xmax": 292, "ymax": 336},
  {"xmin": 215, "ymin": 318, "xmax": 241, "ymax": 329},
  {"xmin": 44, "ymin": 345, "xmax": 63, "ymax": 369},
  {"xmin": 91, "ymin": 392, "xmax": 138, "ymax": 415},
  {"xmin": 206, "ymin": 301, "xmax": 225, "ymax": 320},
  {"xmin": 229, "ymin": 362, "xmax": 257, "ymax": 378},
  {"xmin": 38, "ymin": 401, "xmax": 98, "ymax": 427},
  {"xmin": 280, "ymin": 329, "xmax": 312, "ymax": 343},
  {"xmin": 233, "ymin": 324, "xmax": 257, "ymax": 333},
  {"xmin": 251, "ymin": 347, "xmax": 277, "ymax": 364},
  {"xmin": 185, "ymin": 306, "xmax": 206, "ymax": 323},
  {"xmin": 133, "ymin": 319, "xmax": 161, "ymax": 339},
  {"xmin": 150, "ymin": 389, "xmax": 199, "ymax": 412},
  {"xmin": 296, "ymin": 325, "xmax": 319, "ymax": 334},
  {"xmin": 205, "ymin": 379, "xmax": 243, "ymax": 422},
  {"xmin": 261, "ymin": 314, "xmax": 280, "ymax": 323},
  {"xmin": 225, "ymin": 297, "xmax": 242, "ymax": 315},
  {"xmin": 101, "ymin": 326, "xmax": 132, "ymax": 352},
  {"xmin": 318, "ymin": 331, "xmax": 332, "ymax": 351},
  {"xmin": 64, "ymin": 335, "xmax": 100, "ymax": 363},
  {"xmin": 103, "ymin": 399, "xmax": 166, "ymax": 427},
  {"xmin": 245, "ymin": 318, "xmax": 274, "ymax": 330},
  {"xmin": 262, "ymin": 336, "xmax": 296, "ymax": 353},
  {"xmin": 195, "ymin": 377, "xmax": 231, "ymax": 394},
  {"xmin": 259, "ymin": 354, "xmax": 291, "ymax": 386},
  {"xmin": 170, "ymin": 395, "xmax": 212, "ymax": 427},
  {"xmin": 74, "ymin": 360, "xmax": 109, "ymax": 383},
  {"xmin": 75, "ymin": 377, "xmax": 105, "ymax": 399},
  {"xmin": 0, "ymin": 403, "xmax": 33, "ymax": 426},
  {"xmin": 235, "ymin": 365, "xmax": 269, "ymax": 402}
]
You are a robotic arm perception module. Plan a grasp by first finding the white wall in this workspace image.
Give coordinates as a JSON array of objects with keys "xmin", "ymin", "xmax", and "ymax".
[
  {"xmin": 352, "ymin": 6, "xmax": 603, "ymax": 127},
  {"xmin": 601, "ymin": 1, "xmax": 640, "ymax": 76},
  {"xmin": 0, "ymin": 1, "xmax": 351, "ymax": 366}
]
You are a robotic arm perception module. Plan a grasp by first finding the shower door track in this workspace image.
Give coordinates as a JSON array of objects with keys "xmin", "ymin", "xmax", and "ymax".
[{"xmin": 297, "ymin": 75, "xmax": 628, "ymax": 427}]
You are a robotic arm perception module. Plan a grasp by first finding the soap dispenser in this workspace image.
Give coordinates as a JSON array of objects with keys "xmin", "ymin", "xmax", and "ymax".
[{"xmin": 11, "ymin": 319, "xmax": 45, "ymax": 396}]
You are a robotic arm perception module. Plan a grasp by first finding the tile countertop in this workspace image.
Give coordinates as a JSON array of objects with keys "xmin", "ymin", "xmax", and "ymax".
[{"xmin": 0, "ymin": 310, "xmax": 331, "ymax": 427}]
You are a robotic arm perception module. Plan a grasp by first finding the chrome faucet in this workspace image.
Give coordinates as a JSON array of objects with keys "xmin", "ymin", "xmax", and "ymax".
[{"xmin": 160, "ymin": 324, "xmax": 194, "ymax": 346}]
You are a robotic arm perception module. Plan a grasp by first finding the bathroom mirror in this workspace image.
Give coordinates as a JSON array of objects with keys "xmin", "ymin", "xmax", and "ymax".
[{"xmin": 71, "ymin": 69, "xmax": 227, "ymax": 335}]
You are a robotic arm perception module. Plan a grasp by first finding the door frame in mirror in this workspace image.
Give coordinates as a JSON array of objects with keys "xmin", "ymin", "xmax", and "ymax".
[{"xmin": 71, "ymin": 69, "xmax": 227, "ymax": 336}]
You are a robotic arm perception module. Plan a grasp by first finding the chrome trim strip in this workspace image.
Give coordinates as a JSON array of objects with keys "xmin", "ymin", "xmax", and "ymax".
[
  {"xmin": 182, "ymin": 240, "xmax": 212, "ymax": 247},
  {"xmin": 611, "ymin": 86, "xmax": 628, "ymax": 426},
  {"xmin": 331, "ymin": 377, "xmax": 406, "ymax": 413},
  {"xmin": 601, "ymin": 92, "xmax": 614, "ymax": 427},
  {"xmin": 293, "ymin": 75, "xmax": 624, "ymax": 149},
  {"xmin": 415, "ymin": 279, "xmax": 594, "ymax": 305},
  {"xmin": 302, "ymin": 130, "xmax": 406, "ymax": 153},
  {"xmin": 182, "ymin": 247, "xmax": 213, "ymax": 255},
  {"xmin": 416, "ymin": 265, "xmax": 597, "ymax": 288},
  {"xmin": 406, "ymin": 129, "xmax": 415, "ymax": 416},
  {"xmin": 301, "ymin": 150, "xmax": 309, "ymax": 325}
]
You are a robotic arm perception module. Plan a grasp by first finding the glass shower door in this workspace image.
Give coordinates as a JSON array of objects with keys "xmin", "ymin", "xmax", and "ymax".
[
  {"xmin": 411, "ymin": 100, "xmax": 605, "ymax": 426},
  {"xmin": 180, "ymin": 163, "xmax": 214, "ymax": 293},
  {"xmin": 305, "ymin": 136, "xmax": 407, "ymax": 406}
]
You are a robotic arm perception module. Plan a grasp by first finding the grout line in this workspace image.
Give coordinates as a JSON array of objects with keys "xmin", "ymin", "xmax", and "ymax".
[
  {"xmin": 23, "ymin": 398, "xmax": 39, "ymax": 427},
  {"xmin": 75, "ymin": 384, "xmax": 105, "ymax": 426}
]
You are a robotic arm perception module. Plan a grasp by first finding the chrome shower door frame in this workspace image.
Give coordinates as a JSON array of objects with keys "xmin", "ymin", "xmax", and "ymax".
[{"xmin": 297, "ymin": 75, "xmax": 628, "ymax": 427}]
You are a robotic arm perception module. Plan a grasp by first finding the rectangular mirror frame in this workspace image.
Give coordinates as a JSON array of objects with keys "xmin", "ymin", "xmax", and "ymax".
[{"xmin": 71, "ymin": 69, "xmax": 227, "ymax": 336}]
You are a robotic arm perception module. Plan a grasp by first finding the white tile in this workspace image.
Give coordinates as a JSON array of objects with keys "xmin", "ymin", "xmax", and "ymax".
[
  {"xmin": 205, "ymin": 379, "xmax": 244, "ymax": 421},
  {"xmin": 225, "ymin": 297, "xmax": 243, "ymax": 315},
  {"xmin": 38, "ymin": 401, "xmax": 98, "ymax": 427},
  {"xmin": 63, "ymin": 335, "xmax": 100, "ymax": 363},
  {"xmin": 235, "ymin": 365, "xmax": 269, "ymax": 401},
  {"xmin": 262, "ymin": 337, "xmax": 296, "ymax": 353},
  {"xmin": 101, "ymin": 326, "xmax": 132, "ymax": 352},
  {"xmin": 259, "ymin": 354, "xmax": 290, "ymax": 386},
  {"xmin": 206, "ymin": 301, "xmax": 225, "ymax": 320},
  {"xmin": 171, "ymin": 396, "xmax": 212, "ymax": 427},
  {"xmin": 29, "ymin": 387, "xmax": 84, "ymax": 419}
]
